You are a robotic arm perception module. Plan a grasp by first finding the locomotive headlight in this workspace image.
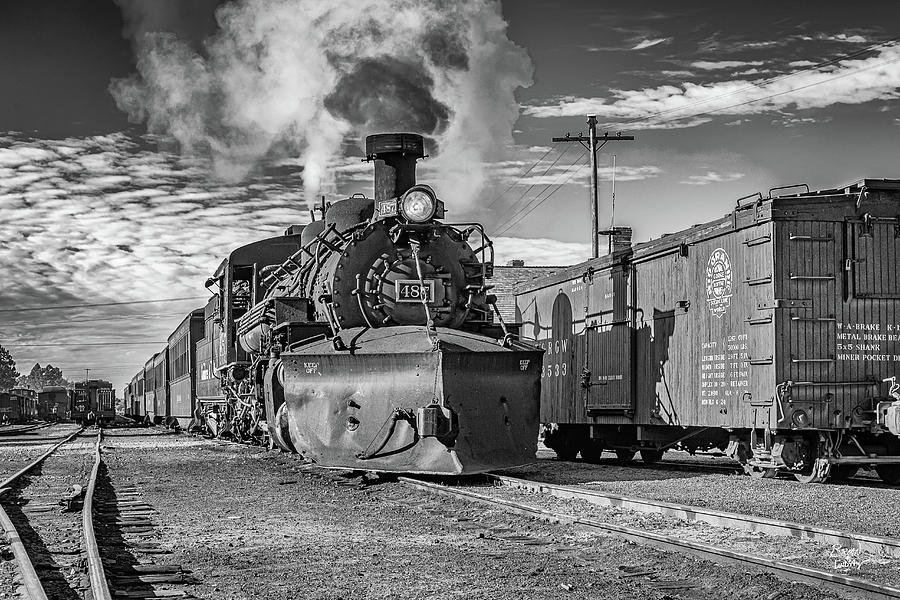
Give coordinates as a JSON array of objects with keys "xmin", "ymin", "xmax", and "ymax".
[{"xmin": 400, "ymin": 186, "xmax": 437, "ymax": 222}]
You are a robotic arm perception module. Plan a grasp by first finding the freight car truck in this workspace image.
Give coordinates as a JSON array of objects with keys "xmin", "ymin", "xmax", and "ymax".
[{"xmin": 515, "ymin": 179, "xmax": 900, "ymax": 484}]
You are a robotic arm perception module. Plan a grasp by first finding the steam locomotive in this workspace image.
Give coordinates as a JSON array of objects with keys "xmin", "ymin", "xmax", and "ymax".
[{"xmin": 127, "ymin": 133, "xmax": 543, "ymax": 475}]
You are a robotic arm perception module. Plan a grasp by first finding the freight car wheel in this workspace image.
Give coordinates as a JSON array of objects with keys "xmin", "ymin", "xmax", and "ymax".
[
  {"xmin": 615, "ymin": 449, "xmax": 635, "ymax": 462},
  {"xmin": 639, "ymin": 449, "xmax": 664, "ymax": 464},
  {"xmin": 579, "ymin": 440, "xmax": 604, "ymax": 463},
  {"xmin": 554, "ymin": 446, "xmax": 578, "ymax": 461},
  {"xmin": 875, "ymin": 465, "xmax": 900, "ymax": 485}
]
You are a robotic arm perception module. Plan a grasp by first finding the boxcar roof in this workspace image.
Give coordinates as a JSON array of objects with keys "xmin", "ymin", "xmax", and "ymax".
[{"xmin": 515, "ymin": 177, "xmax": 900, "ymax": 294}]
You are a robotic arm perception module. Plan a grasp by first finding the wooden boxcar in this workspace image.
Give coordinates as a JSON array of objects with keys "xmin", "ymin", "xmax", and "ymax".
[
  {"xmin": 71, "ymin": 380, "xmax": 115, "ymax": 425},
  {"xmin": 167, "ymin": 309, "xmax": 204, "ymax": 429},
  {"xmin": 37, "ymin": 386, "xmax": 70, "ymax": 421},
  {"xmin": 516, "ymin": 179, "xmax": 900, "ymax": 484}
]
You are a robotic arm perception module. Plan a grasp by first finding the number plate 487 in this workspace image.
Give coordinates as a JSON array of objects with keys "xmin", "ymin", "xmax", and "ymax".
[{"xmin": 396, "ymin": 280, "xmax": 435, "ymax": 303}]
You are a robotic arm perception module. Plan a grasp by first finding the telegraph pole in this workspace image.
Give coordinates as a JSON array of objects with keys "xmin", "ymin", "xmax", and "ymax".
[{"xmin": 553, "ymin": 115, "xmax": 634, "ymax": 258}]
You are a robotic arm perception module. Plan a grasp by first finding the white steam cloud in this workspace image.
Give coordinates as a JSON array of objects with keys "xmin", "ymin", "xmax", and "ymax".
[{"xmin": 111, "ymin": 0, "xmax": 533, "ymax": 205}]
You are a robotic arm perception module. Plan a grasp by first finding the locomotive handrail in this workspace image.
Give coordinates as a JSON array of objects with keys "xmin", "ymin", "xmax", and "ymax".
[
  {"xmin": 443, "ymin": 222, "xmax": 495, "ymax": 279},
  {"xmin": 768, "ymin": 183, "xmax": 809, "ymax": 198},
  {"xmin": 734, "ymin": 192, "xmax": 763, "ymax": 209}
]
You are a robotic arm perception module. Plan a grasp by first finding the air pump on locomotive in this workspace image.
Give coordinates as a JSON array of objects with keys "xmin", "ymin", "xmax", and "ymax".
[{"xmin": 203, "ymin": 133, "xmax": 542, "ymax": 474}]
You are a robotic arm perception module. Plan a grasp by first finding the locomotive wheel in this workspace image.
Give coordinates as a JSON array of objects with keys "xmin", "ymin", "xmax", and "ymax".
[
  {"xmin": 746, "ymin": 465, "xmax": 778, "ymax": 479},
  {"xmin": 793, "ymin": 458, "xmax": 830, "ymax": 484},
  {"xmin": 579, "ymin": 440, "xmax": 605, "ymax": 463},
  {"xmin": 615, "ymin": 449, "xmax": 635, "ymax": 462},
  {"xmin": 875, "ymin": 465, "xmax": 900, "ymax": 485},
  {"xmin": 639, "ymin": 449, "xmax": 664, "ymax": 464}
]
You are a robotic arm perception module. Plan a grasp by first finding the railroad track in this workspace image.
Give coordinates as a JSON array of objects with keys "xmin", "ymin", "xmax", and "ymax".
[
  {"xmin": 0, "ymin": 427, "xmax": 96, "ymax": 599},
  {"xmin": 489, "ymin": 473, "xmax": 900, "ymax": 558},
  {"xmin": 399, "ymin": 476, "xmax": 900, "ymax": 599},
  {"xmin": 0, "ymin": 429, "xmax": 195, "ymax": 599},
  {"xmin": 544, "ymin": 453, "xmax": 887, "ymax": 485},
  {"xmin": 0, "ymin": 423, "xmax": 55, "ymax": 437}
]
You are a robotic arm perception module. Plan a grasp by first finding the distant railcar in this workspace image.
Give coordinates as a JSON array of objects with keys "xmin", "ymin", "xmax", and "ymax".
[
  {"xmin": 71, "ymin": 380, "xmax": 115, "ymax": 425},
  {"xmin": 143, "ymin": 354, "xmax": 157, "ymax": 425},
  {"xmin": 124, "ymin": 370, "xmax": 146, "ymax": 424},
  {"xmin": 151, "ymin": 349, "xmax": 169, "ymax": 425},
  {"xmin": 167, "ymin": 309, "xmax": 204, "ymax": 429},
  {"xmin": 37, "ymin": 386, "xmax": 69, "ymax": 422},
  {"xmin": 516, "ymin": 178, "xmax": 900, "ymax": 484},
  {"xmin": 0, "ymin": 392, "xmax": 27, "ymax": 423},
  {"xmin": 3, "ymin": 388, "xmax": 38, "ymax": 423}
]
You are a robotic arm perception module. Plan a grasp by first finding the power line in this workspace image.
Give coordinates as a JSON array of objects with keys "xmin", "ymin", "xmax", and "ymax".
[
  {"xmin": 0, "ymin": 296, "xmax": 208, "ymax": 314},
  {"xmin": 495, "ymin": 154, "xmax": 591, "ymax": 236},
  {"xmin": 486, "ymin": 145, "xmax": 558, "ymax": 209},
  {"xmin": 2, "ymin": 342, "xmax": 168, "ymax": 347},
  {"xmin": 1, "ymin": 313, "xmax": 188, "ymax": 327},
  {"xmin": 495, "ymin": 144, "xmax": 577, "ymax": 216},
  {"xmin": 489, "ymin": 145, "xmax": 581, "ymax": 233}
]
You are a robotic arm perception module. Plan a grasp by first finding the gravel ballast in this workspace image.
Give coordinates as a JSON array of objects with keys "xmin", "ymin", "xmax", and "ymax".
[
  {"xmin": 97, "ymin": 430, "xmax": 846, "ymax": 600},
  {"xmin": 503, "ymin": 449, "xmax": 900, "ymax": 539}
]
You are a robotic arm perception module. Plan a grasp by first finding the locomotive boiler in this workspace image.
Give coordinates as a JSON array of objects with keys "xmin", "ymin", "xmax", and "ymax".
[{"xmin": 224, "ymin": 133, "xmax": 542, "ymax": 474}]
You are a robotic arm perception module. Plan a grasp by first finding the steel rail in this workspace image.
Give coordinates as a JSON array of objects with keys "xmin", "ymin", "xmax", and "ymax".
[
  {"xmin": 0, "ymin": 493, "xmax": 48, "ymax": 600},
  {"xmin": 0, "ymin": 427, "xmax": 84, "ymax": 600},
  {"xmin": 0, "ymin": 423, "xmax": 54, "ymax": 437},
  {"xmin": 0, "ymin": 428, "xmax": 84, "ymax": 490},
  {"xmin": 489, "ymin": 473, "xmax": 900, "ymax": 558},
  {"xmin": 83, "ymin": 429, "xmax": 112, "ymax": 600},
  {"xmin": 399, "ymin": 477, "xmax": 900, "ymax": 600}
]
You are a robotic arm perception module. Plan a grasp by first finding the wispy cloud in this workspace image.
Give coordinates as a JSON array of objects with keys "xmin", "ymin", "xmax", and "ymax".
[
  {"xmin": 632, "ymin": 37, "xmax": 671, "ymax": 51},
  {"xmin": 524, "ymin": 44, "xmax": 900, "ymax": 128},
  {"xmin": 0, "ymin": 132, "xmax": 319, "ymax": 386},
  {"xmin": 494, "ymin": 237, "xmax": 589, "ymax": 266},
  {"xmin": 680, "ymin": 171, "xmax": 744, "ymax": 186},
  {"xmin": 691, "ymin": 60, "xmax": 765, "ymax": 70}
]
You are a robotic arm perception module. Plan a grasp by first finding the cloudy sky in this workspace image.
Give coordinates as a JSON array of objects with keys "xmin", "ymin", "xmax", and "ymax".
[{"xmin": 1, "ymin": 0, "xmax": 898, "ymax": 389}]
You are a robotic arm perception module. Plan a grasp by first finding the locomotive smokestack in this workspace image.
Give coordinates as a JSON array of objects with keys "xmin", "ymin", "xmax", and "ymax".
[{"xmin": 366, "ymin": 133, "xmax": 425, "ymax": 202}]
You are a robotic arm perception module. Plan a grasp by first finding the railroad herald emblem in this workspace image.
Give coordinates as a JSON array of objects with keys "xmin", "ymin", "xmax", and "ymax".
[{"xmin": 705, "ymin": 248, "xmax": 733, "ymax": 318}]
